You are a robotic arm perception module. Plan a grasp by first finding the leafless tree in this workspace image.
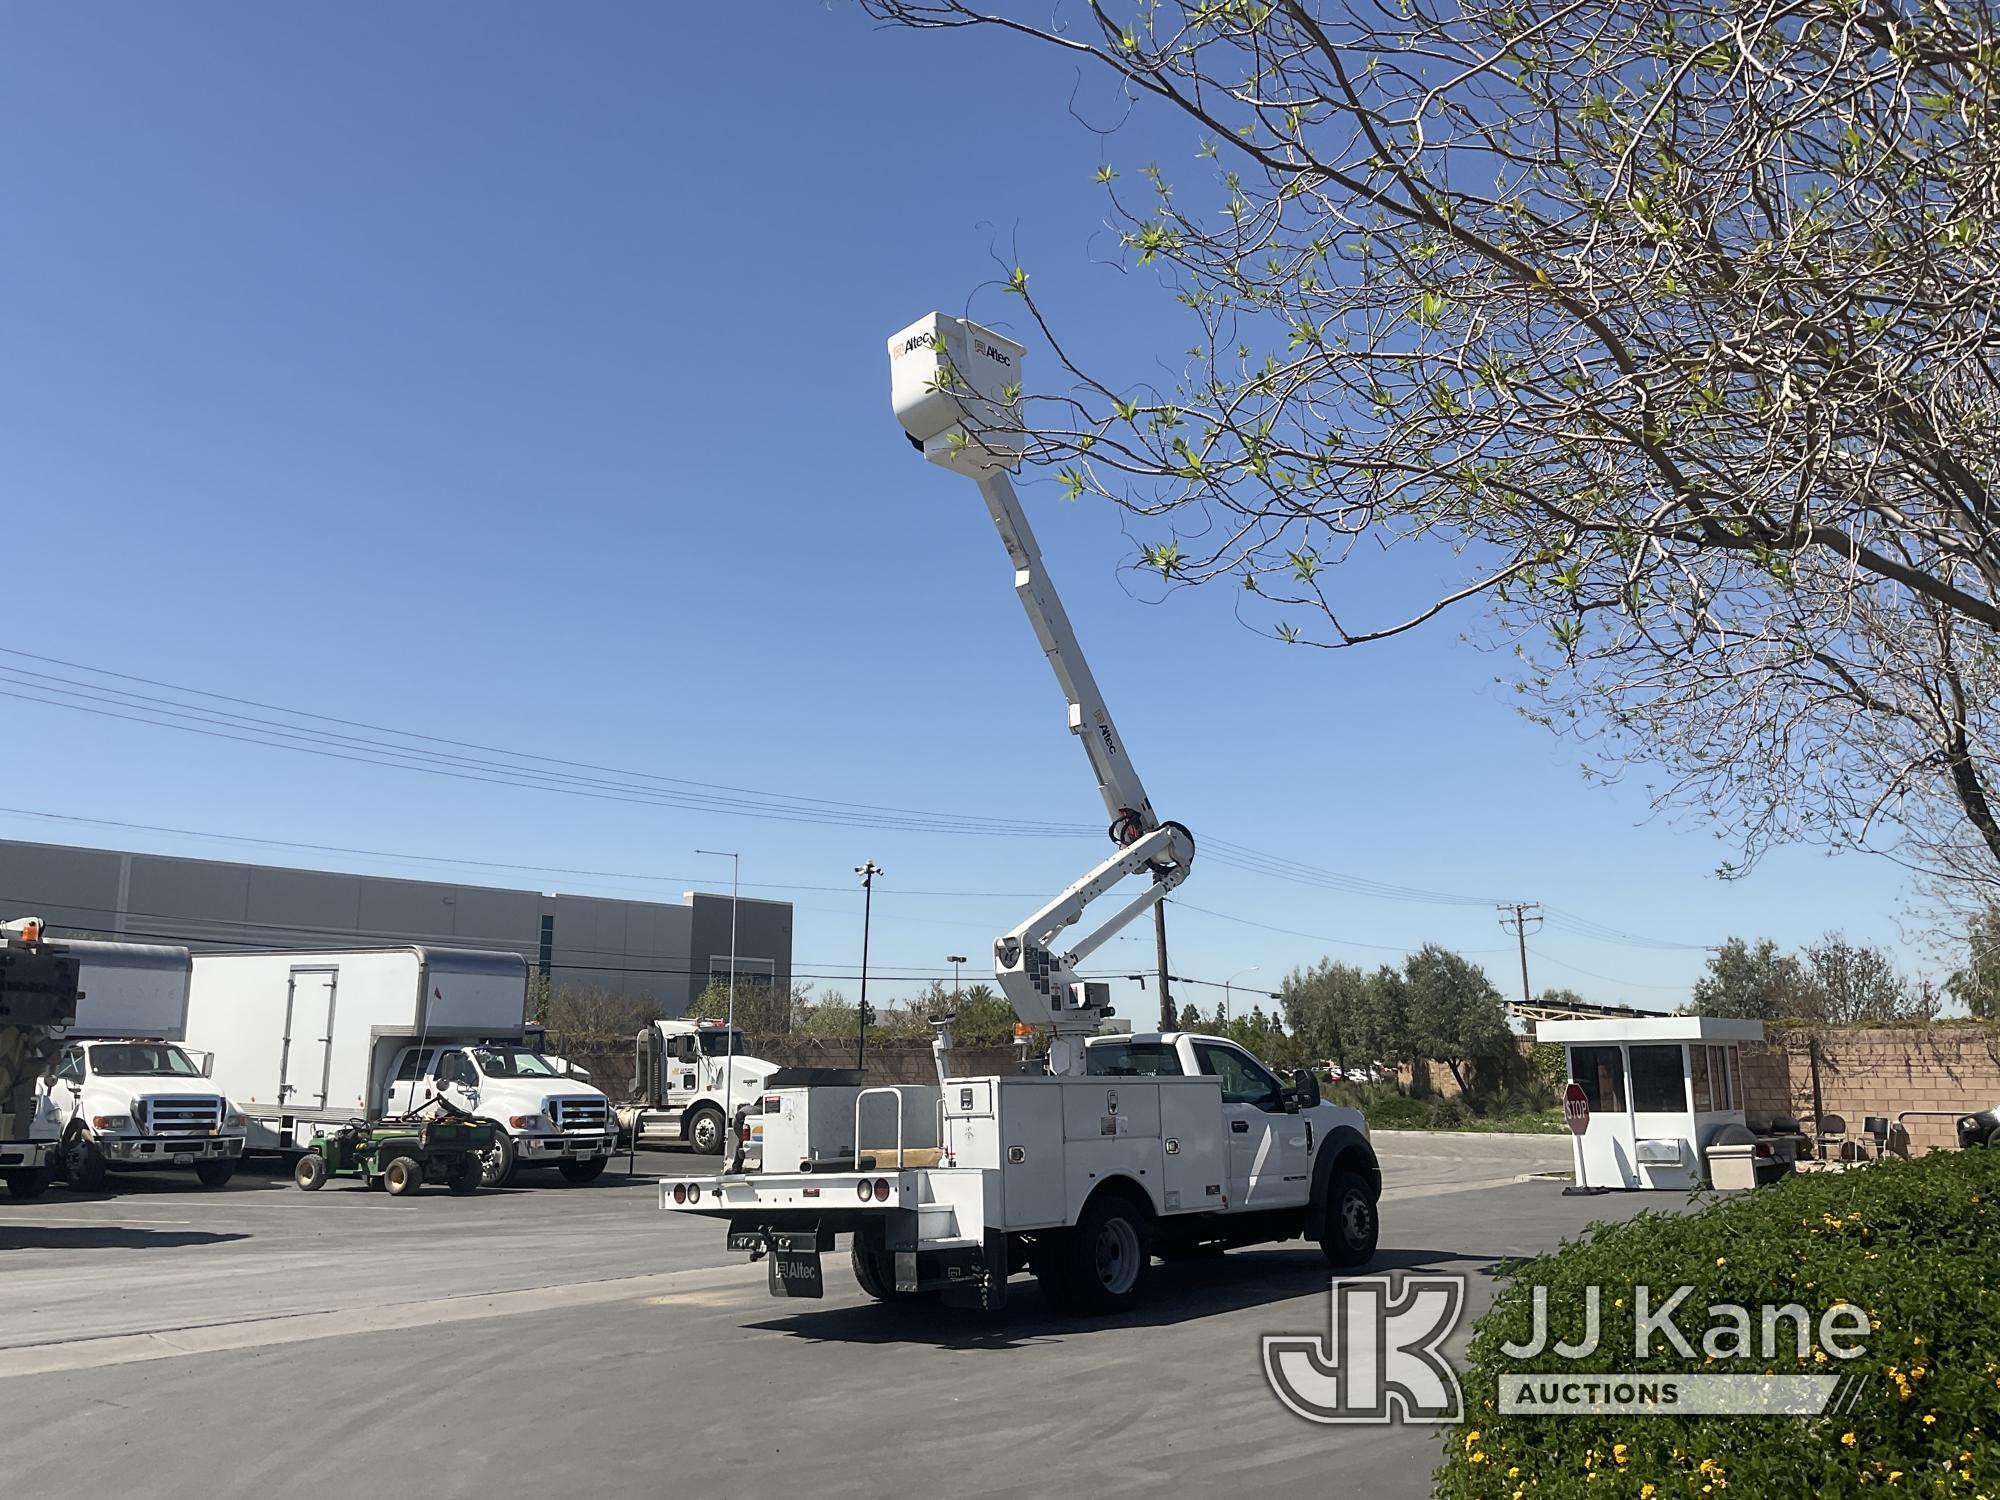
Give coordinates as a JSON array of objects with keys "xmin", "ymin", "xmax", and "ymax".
[{"xmin": 867, "ymin": 0, "xmax": 2000, "ymax": 912}]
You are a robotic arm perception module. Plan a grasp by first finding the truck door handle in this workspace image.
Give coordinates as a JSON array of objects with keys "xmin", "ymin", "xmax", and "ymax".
[{"xmin": 1230, "ymin": 1119, "xmax": 1248, "ymax": 1133}]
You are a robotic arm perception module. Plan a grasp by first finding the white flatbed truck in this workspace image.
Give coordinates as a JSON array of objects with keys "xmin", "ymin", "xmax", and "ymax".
[{"xmin": 662, "ymin": 313, "xmax": 1383, "ymax": 1312}]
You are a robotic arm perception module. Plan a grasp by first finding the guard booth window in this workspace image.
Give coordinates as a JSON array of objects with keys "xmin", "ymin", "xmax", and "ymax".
[
  {"xmin": 1570, "ymin": 1045, "xmax": 1625, "ymax": 1113},
  {"xmin": 1630, "ymin": 1044, "xmax": 1688, "ymax": 1112},
  {"xmin": 1690, "ymin": 1044, "xmax": 1712, "ymax": 1111}
]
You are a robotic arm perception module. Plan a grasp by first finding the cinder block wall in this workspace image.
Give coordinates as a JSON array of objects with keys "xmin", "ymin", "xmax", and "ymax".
[{"xmin": 1740, "ymin": 1026, "xmax": 2000, "ymax": 1155}]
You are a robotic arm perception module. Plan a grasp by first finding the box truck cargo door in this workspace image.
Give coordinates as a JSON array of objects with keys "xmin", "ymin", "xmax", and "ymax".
[{"xmin": 279, "ymin": 968, "xmax": 338, "ymax": 1110}]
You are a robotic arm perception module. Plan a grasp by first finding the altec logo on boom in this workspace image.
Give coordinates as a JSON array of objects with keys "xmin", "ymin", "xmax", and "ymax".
[{"xmin": 1264, "ymin": 1274, "xmax": 1874, "ymax": 1424}]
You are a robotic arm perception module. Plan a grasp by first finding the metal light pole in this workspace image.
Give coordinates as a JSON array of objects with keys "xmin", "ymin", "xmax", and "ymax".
[
  {"xmin": 947, "ymin": 954, "xmax": 967, "ymax": 1002},
  {"xmin": 855, "ymin": 862, "xmax": 883, "ymax": 1070},
  {"xmin": 696, "ymin": 849, "xmax": 740, "ymax": 1154},
  {"xmin": 1224, "ymin": 965, "xmax": 1260, "ymax": 1026}
]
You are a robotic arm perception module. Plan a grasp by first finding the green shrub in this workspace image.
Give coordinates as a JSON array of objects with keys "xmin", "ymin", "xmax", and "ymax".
[
  {"xmin": 1434, "ymin": 1149, "xmax": 2000, "ymax": 1499},
  {"xmin": 1366, "ymin": 1094, "xmax": 1432, "ymax": 1130},
  {"xmin": 1428, "ymin": 1096, "xmax": 1474, "ymax": 1130}
]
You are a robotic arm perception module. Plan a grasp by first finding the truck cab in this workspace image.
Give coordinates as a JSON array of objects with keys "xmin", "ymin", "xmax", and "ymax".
[
  {"xmin": 622, "ymin": 1019, "xmax": 779, "ymax": 1155},
  {"xmin": 39, "ymin": 1037, "xmax": 247, "ymax": 1190},
  {"xmin": 383, "ymin": 1041, "xmax": 617, "ymax": 1186},
  {"xmin": 1084, "ymin": 1032, "xmax": 1352, "ymax": 1212}
]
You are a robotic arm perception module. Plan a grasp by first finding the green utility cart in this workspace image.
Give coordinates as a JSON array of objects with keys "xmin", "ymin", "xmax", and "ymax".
[{"xmin": 293, "ymin": 1115, "xmax": 495, "ymax": 1196}]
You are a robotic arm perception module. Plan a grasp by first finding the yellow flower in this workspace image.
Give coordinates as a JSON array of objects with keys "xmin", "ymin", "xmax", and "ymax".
[
  {"xmin": 1614, "ymin": 1444, "xmax": 1629, "ymax": 1465},
  {"xmin": 1716, "ymin": 1256, "xmax": 1728, "ymax": 1266},
  {"xmin": 1924, "ymin": 1414, "xmax": 1937, "ymax": 1425},
  {"xmin": 1465, "ymin": 1431, "xmax": 1481, "ymax": 1448},
  {"xmin": 1842, "ymin": 1433, "xmax": 1857, "ymax": 1447},
  {"xmin": 1508, "ymin": 1467, "xmax": 1520, "ymax": 1478},
  {"xmin": 1889, "ymin": 1472, "xmax": 1903, "ymax": 1484},
  {"xmin": 1641, "ymin": 1488, "xmax": 1656, "ymax": 1500}
]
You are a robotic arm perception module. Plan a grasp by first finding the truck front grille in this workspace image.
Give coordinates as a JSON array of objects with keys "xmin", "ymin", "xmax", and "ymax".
[
  {"xmin": 146, "ymin": 1096, "xmax": 225, "ymax": 1135},
  {"xmin": 551, "ymin": 1096, "xmax": 608, "ymax": 1132}
]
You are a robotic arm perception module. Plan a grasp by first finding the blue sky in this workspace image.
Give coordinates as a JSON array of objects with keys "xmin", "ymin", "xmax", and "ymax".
[{"xmin": 0, "ymin": 4, "xmax": 1922, "ymax": 1014}]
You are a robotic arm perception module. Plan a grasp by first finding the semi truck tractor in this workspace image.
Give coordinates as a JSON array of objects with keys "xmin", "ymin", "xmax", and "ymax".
[
  {"xmin": 621, "ymin": 1017, "xmax": 782, "ymax": 1155},
  {"xmin": 1, "ymin": 918, "xmax": 80, "ymax": 1199},
  {"xmin": 35, "ymin": 938, "xmax": 249, "ymax": 1191},
  {"xmin": 184, "ymin": 945, "xmax": 618, "ymax": 1187},
  {"xmin": 660, "ymin": 314, "xmax": 1383, "ymax": 1313}
]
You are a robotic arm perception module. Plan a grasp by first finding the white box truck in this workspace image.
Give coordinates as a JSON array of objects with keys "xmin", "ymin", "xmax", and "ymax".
[
  {"xmin": 35, "ymin": 940, "xmax": 249, "ymax": 1191},
  {"xmin": 184, "ymin": 946, "xmax": 618, "ymax": 1186}
]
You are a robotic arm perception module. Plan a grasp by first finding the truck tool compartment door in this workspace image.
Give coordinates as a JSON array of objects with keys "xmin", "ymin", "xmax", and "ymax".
[
  {"xmin": 1191, "ymin": 1041, "xmax": 1310, "ymax": 1209},
  {"xmin": 280, "ymin": 969, "xmax": 337, "ymax": 1109}
]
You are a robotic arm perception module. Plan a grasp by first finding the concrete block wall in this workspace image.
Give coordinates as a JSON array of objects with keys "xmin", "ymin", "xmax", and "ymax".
[{"xmin": 1740, "ymin": 1026, "xmax": 2000, "ymax": 1156}]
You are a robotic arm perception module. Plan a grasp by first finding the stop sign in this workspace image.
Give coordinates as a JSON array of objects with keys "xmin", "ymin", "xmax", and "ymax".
[{"xmin": 1564, "ymin": 1082, "xmax": 1591, "ymax": 1136}]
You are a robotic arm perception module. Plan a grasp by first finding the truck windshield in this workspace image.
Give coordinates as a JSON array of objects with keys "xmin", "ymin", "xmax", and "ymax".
[
  {"xmin": 90, "ymin": 1043, "xmax": 203, "ymax": 1078},
  {"xmin": 698, "ymin": 1032, "xmax": 743, "ymax": 1057},
  {"xmin": 471, "ymin": 1047, "xmax": 561, "ymax": 1078}
]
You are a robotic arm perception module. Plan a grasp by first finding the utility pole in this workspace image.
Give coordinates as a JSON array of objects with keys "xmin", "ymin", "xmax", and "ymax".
[
  {"xmin": 1153, "ymin": 897, "xmax": 1173, "ymax": 1031},
  {"xmin": 855, "ymin": 862, "xmax": 883, "ymax": 1070},
  {"xmin": 695, "ymin": 849, "xmax": 740, "ymax": 1147},
  {"xmin": 1224, "ymin": 965, "xmax": 1259, "ymax": 1026},
  {"xmin": 1497, "ymin": 902, "xmax": 1544, "ymax": 1009},
  {"xmin": 947, "ymin": 954, "xmax": 967, "ymax": 1003}
]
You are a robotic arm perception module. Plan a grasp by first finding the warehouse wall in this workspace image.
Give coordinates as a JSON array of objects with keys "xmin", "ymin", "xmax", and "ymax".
[{"xmin": 0, "ymin": 837, "xmax": 790, "ymax": 1014}]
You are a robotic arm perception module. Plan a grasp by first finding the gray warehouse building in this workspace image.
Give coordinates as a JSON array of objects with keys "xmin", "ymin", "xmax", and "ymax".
[{"xmin": 0, "ymin": 837, "xmax": 791, "ymax": 1018}]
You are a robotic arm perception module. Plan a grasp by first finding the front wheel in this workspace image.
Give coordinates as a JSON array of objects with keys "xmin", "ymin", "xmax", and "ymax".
[
  {"xmin": 62, "ymin": 1129, "xmax": 108, "ymax": 1192},
  {"xmin": 3, "ymin": 1165, "xmax": 52, "ymax": 1199},
  {"xmin": 558, "ymin": 1155, "xmax": 609, "ymax": 1184},
  {"xmin": 1319, "ymin": 1170, "xmax": 1380, "ymax": 1268},
  {"xmin": 195, "ymin": 1160, "xmax": 236, "ymax": 1188},
  {"xmin": 474, "ymin": 1123, "xmax": 517, "ymax": 1188},
  {"xmin": 294, "ymin": 1153, "xmax": 329, "ymax": 1191},
  {"xmin": 686, "ymin": 1106, "xmax": 724, "ymax": 1156}
]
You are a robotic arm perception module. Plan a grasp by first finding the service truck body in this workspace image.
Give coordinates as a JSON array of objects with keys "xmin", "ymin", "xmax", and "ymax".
[
  {"xmin": 185, "ymin": 946, "xmax": 616, "ymax": 1185},
  {"xmin": 36, "ymin": 941, "xmax": 249, "ymax": 1189},
  {"xmin": 665, "ymin": 1033, "xmax": 1380, "ymax": 1311}
]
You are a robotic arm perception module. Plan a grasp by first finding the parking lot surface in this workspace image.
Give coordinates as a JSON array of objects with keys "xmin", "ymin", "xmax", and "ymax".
[{"xmin": 1, "ymin": 1133, "xmax": 1644, "ymax": 1499}]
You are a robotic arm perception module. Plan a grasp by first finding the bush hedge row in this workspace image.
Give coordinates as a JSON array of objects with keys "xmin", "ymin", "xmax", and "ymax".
[{"xmin": 1433, "ymin": 1148, "xmax": 2000, "ymax": 1498}]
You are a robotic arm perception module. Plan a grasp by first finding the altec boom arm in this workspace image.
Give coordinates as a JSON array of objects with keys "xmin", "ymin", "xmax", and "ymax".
[{"xmin": 888, "ymin": 313, "xmax": 1194, "ymax": 1074}]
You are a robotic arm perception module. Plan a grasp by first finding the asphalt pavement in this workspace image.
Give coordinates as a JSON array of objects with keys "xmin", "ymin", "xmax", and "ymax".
[{"xmin": 0, "ymin": 1132, "xmax": 1652, "ymax": 1500}]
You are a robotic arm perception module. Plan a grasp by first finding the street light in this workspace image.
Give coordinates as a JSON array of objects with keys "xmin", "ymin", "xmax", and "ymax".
[
  {"xmin": 1224, "ymin": 965, "xmax": 1260, "ymax": 1025},
  {"xmin": 947, "ymin": 954, "xmax": 968, "ymax": 1001},
  {"xmin": 856, "ymin": 862, "xmax": 883, "ymax": 1069},
  {"xmin": 696, "ymin": 848, "xmax": 740, "ymax": 1152}
]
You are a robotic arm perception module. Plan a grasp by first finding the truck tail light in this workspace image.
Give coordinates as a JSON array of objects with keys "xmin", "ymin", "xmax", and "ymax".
[
  {"xmin": 874, "ymin": 1178, "xmax": 891, "ymax": 1200},
  {"xmin": 672, "ymin": 1182, "xmax": 687, "ymax": 1204}
]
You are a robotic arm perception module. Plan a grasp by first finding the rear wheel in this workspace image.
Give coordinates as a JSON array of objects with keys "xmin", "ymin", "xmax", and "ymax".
[
  {"xmin": 474, "ymin": 1123, "xmax": 516, "ymax": 1188},
  {"xmin": 195, "ymin": 1160, "xmax": 236, "ymax": 1188},
  {"xmin": 1043, "ymin": 1195, "xmax": 1150, "ymax": 1315},
  {"xmin": 446, "ymin": 1153, "xmax": 481, "ymax": 1195},
  {"xmin": 2, "ymin": 1166, "xmax": 52, "ymax": 1199},
  {"xmin": 558, "ymin": 1155, "xmax": 609, "ymax": 1184},
  {"xmin": 294, "ymin": 1153, "xmax": 329, "ymax": 1191},
  {"xmin": 383, "ymin": 1154, "xmax": 424, "ymax": 1196},
  {"xmin": 1319, "ymin": 1169, "xmax": 1380, "ymax": 1268}
]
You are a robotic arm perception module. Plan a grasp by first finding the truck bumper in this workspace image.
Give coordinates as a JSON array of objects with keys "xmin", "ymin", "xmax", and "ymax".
[
  {"xmin": 517, "ymin": 1133, "xmax": 615, "ymax": 1161},
  {"xmin": 103, "ymin": 1135, "xmax": 246, "ymax": 1164},
  {"xmin": 1, "ymin": 1141, "xmax": 55, "ymax": 1171}
]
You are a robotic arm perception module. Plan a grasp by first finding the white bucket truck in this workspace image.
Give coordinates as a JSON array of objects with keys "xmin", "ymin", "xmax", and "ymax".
[
  {"xmin": 2, "ymin": 918, "xmax": 80, "ymax": 1198},
  {"xmin": 660, "ymin": 314, "xmax": 1383, "ymax": 1312},
  {"xmin": 184, "ymin": 946, "xmax": 617, "ymax": 1187},
  {"xmin": 36, "ymin": 937, "xmax": 248, "ymax": 1191},
  {"xmin": 621, "ymin": 1018, "xmax": 782, "ymax": 1155}
]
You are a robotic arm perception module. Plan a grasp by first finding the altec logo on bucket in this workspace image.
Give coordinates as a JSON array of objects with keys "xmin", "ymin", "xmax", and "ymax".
[{"xmin": 1264, "ymin": 1275, "xmax": 1873, "ymax": 1424}]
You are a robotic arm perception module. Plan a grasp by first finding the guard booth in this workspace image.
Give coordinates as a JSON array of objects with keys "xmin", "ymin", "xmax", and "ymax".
[{"xmin": 1537, "ymin": 1017, "xmax": 1765, "ymax": 1190}]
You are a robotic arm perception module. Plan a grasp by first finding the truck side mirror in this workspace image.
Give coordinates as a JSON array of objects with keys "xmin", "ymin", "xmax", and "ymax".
[
  {"xmin": 190, "ymin": 1050, "xmax": 215, "ymax": 1078},
  {"xmin": 1293, "ymin": 1069, "xmax": 1321, "ymax": 1110},
  {"xmin": 435, "ymin": 1049, "xmax": 464, "ymax": 1086}
]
